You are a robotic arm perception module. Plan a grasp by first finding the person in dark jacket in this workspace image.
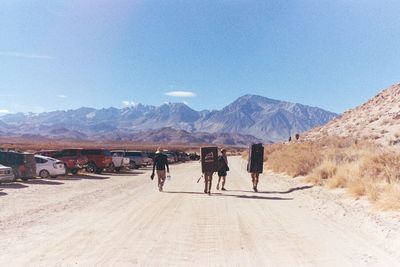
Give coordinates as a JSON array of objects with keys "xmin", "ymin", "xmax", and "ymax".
[
  {"xmin": 216, "ymin": 148, "xmax": 229, "ymax": 191},
  {"xmin": 151, "ymin": 147, "xmax": 170, "ymax": 192}
]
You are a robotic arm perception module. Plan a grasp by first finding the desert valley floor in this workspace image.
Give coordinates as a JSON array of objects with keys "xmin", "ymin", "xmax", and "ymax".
[{"xmin": 0, "ymin": 157, "xmax": 399, "ymax": 266}]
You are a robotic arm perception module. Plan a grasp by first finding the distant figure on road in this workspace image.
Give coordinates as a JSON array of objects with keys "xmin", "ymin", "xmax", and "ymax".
[
  {"xmin": 247, "ymin": 143, "xmax": 264, "ymax": 192},
  {"xmin": 288, "ymin": 136, "xmax": 292, "ymax": 142},
  {"xmin": 295, "ymin": 133, "xmax": 300, "ymax": 141},
  {"xmin": 151, "ymin": 147, "xmax": 170, "ymax": 192},
  {"xmin": 216, "ymin": 148, "xmax": 229, "ymax": 191}
]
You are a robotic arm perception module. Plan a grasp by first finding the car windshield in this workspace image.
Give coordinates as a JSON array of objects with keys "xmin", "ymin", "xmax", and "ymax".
[
  {"xmin": 103, "ymin": 150, "xmax": 111, "ymax": 156},
  {"xmin": 126, "ymin": 152, "xmax": 141, "ymax": 157}
]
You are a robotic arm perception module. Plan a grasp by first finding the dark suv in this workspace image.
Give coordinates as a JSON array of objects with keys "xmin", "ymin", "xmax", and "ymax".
[
  {"xmin": 0, "ymin": 151, "xmax": 36, "ymax": 181},
  {"xmin": 81, "ymin": 149, "xmax": 113, "ymax": 174}
]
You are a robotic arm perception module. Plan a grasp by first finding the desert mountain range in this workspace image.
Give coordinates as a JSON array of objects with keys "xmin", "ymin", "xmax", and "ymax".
[{"xmin": 0, "ymin": 94, "xmax": 337, "ymax": 145}]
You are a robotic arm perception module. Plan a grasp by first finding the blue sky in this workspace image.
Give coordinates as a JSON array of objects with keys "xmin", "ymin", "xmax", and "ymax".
[{"xmin": 0, "ymin": 0, "xmax": 400, "ymax": 114}]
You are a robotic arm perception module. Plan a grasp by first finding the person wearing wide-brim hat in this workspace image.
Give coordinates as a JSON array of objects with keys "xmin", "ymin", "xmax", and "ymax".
[
  {"xmin": 151, "ymin": 147, "xmax": 169, "ymax": 192},
  {"xmin": 216, "ymin": 148, "xmax": 229, "ymax": 191}
]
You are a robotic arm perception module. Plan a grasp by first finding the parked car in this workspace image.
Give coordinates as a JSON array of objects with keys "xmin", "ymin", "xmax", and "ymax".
[
  {"xmin": 189, "ymin": 153, "xmax": 200, "ymax": 161},
  {"xmin": 142, "ymin": 152, "xmax": 153, "ymax": 166},
  {"xmin": 34, "ymin": 155, "xmax": 66, "ymax": 178},
  {"xmin": 111, "ymin": 152, "xmax": 130, "ymax": 172},
  {"xmin": 0, "ymin": 151, "xmax": 36, "ymax": 181},
  {"xmin": 178, "ymin": 152, "xmax": 190, "ymax": 162},
  {"xmin": 37, "ymin": 149, "xmax": 88, "ymax": 174},
  {"xmin": 165, "ymin": 152, "xmax": 178, "ymax": 163},
  {"xmin": 0, "ymin": 164, "xmax": 15, "ymax": 183},
  {"xmin": 111, "ymin": 150, "xmax": 147, "ymax": 169},
  {"xmin": 165, "ymin": 153, "xmax": 176, "ymax": 164},
  {"xmin": 81, "ymin": 149, "xmax": 113, "ymax": 174}
]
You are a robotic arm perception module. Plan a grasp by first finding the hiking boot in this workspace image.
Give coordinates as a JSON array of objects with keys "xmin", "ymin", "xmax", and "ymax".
[
  {"xmin": 216, "ymin": 184, "xmax": 219, "ymax": 190},
  {"xmin": 221, "ymin": 187, "xmax": 227, "ymax": 191},
  {"xmin": 208, "ymin": 191, "xmax": 211, "ymax": 196},
  {"xmin": 159, "ymin": 185, "xmax": 163, "ymax": 192},
  {"xmin": 204, "ymin": 189, "xmax": 208, "ymax": 194},
  {"xmin": 253, "ymin": 187, "xmax": 258, "ymax": 192}
]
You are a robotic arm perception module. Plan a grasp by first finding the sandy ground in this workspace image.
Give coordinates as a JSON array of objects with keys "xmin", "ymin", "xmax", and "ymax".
[{"xmin": 0, "ymin": 156, "xmax": 399, "ymax": 267}]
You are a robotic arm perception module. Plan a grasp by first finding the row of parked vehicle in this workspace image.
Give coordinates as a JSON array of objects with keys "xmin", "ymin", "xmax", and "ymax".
[{"xmin": 0, "ymin": 149, "xmax": 200, "ymax": 183}]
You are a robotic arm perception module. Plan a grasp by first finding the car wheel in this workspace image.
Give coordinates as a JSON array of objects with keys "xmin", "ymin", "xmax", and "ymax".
[
  {"xmin": 109, "ymin": 163, "xmax": 115, "ymax": 172},
  {"xmin": 115, "ymin": 167, "xmax": 121, "ymax": 172},
  {"xmin": 86, "ymin": 163, "xmax": 96, "ymax": 173},
  {"xmin": 129, "ymin": 161, "xmax": 136, "ymax": 169},
  {"xmin": 70, "ymin": 168, "xmax": 78, "ymax": 175},
  {"xmin": 39, "ymin": 169, "xmax": 50, "ymax": 179},
  {"xmin": 95, "ymin": 167, "xmax": 103, "ymax": 174},
  {"xmin": 12, "ymin": 169, "xmax": 20, "ymax": 179}
]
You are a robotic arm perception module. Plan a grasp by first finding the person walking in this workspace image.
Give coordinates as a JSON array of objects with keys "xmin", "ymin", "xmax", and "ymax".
[
  {"xmin": 247, "ymin": 143, "xmax": 264, "ymax": 193},
  {"xmin": 216, "ymin": 148, "xmax": 229, "ymax": 191},
  {"xmin": 151, "ymin": 147, "xmax": 170, "ymax": 192}
]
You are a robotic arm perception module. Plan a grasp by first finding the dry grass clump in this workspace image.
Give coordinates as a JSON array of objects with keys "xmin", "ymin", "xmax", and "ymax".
[
  {"xmin": 265, "ymin": 137, "xmax": 353, "ymax": 177},
  {"xmin": 264, "ymin": 137, "xmax": 400, "ymax": 210},
  {"xmin": 377, "ymin": 185, "xmax": 400, "ymax": 210},
  {"xmin": 265, "ymin": 142, "xmax": 324, "ymax": 177},
  {"xmin": 305, "ymin": 160, "xmax": 337, "ymax": 185}
]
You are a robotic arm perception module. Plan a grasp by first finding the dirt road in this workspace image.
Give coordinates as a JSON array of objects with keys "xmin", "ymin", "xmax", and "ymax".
[{"xmin": 0, "ymin": 157, "xmax": 399, "ymax": 266}]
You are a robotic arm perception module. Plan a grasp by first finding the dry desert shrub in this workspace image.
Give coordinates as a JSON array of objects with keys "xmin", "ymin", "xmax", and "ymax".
[
  {"xmin": 264, "ymin": 137, "xmax": 400, "ymax": 210},
  {"xmin": 305, "ymin": 160, "xmax": 337, "ymax": 185},
  {"xmin": 377, "ymin": 184, "xmax": 400, "ymax": 210},
  {"xmin": 361, "ymin": 152, "xmax": 400, "ymax": 184},
  {"xmin": 265, "ymin": 142, "xmax": 324, "ymax": 177}
]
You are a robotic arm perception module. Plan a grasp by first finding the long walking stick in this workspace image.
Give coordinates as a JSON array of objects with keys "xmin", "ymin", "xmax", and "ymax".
[{"xmin": 196, "ymin": 174, "xmax": 203, "ymax": 183}]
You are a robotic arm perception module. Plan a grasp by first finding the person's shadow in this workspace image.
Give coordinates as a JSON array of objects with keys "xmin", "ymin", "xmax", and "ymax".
[
  {"xmin": 228, "ymin": 185, "xmax": 313, "ymax": 195},
  {"xmin": 164, "ymin": 191, "xmax": 293, "ymax": 200},
  {"xmin": 0, "ymin": 189, "xmax": 7, "ymax": 197}
]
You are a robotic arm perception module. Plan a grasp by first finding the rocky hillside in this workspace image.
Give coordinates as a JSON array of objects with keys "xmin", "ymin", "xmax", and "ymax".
[
  {"xmin": 306, "ymin": 83, "xmax": 400, "ymax": 146},
  {"xmin": 0, "ymin": 94, "xmax": 337, "ymax": 143}
]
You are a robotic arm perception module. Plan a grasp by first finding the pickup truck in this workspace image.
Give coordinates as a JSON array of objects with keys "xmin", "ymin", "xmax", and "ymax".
[{"xmin": 0, "ymin": 164, "xmax": 15, "ymax": 183}]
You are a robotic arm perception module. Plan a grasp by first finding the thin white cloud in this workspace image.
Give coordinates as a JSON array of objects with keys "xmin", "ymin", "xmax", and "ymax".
[
  {"xmin": 165, "ymin": 91, "xmax": 196, "ymax": 97},
  {"xmin": 0, "ymin": 109, "xmax": 10, "ymax": 113},
  {"xmin": 0, "ymin": 52, "xmax": 54, "ymax": 60},
  {"xmin": 57, "ymin": 95, "xmax": 67, "ymax": 98},
  {"xmin": 122, "ymin": 100, "xmax": 138, "ymax": 107}
]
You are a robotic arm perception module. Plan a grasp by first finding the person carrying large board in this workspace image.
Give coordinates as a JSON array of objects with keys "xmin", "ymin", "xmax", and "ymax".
[
  {"xmin": 247, "ymin": 143, "xmax": 264, "ymax": 192},
  {"xmin": 200, "ymin": 146, "xmax": 219, "ymax": 195}
]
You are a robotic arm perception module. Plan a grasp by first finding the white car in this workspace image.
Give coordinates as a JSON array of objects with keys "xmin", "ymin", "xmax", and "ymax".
[
  {"xmin": 34, "ymin": 155, "xmax": 66, "ymax": 178},
  {"xmin": 0, "ymin": 164, "xmax": 15, "ymax": 183}
]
